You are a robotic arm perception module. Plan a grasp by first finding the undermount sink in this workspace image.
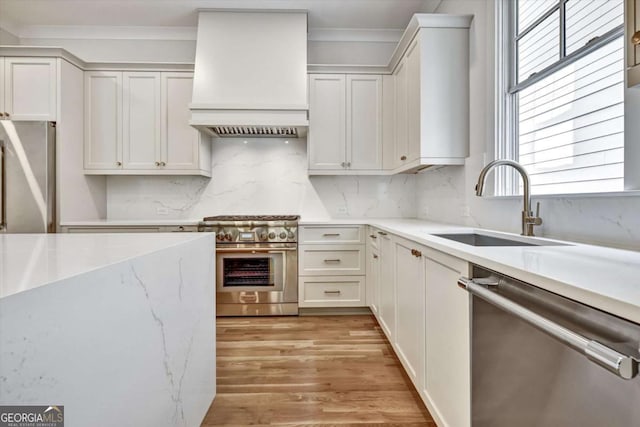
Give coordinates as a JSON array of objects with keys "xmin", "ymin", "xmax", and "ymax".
[{"xmin": 432, "ymin": 233, "xmax": 568, "ymax": 247}]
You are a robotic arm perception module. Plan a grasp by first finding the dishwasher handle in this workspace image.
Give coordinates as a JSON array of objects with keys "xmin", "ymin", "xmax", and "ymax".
[{"xmin": 458, "ymin": 277, "xmax": 639, "ymax": 380}]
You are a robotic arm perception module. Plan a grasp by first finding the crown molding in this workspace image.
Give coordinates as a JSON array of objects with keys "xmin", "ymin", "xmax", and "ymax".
[
  {"xmin": 308, "ymin": 28, "xmax": 403, "ymax": 43},
  {"xmin": 17, "ymin": 25, "xmax": 197, "ymax": 41}
]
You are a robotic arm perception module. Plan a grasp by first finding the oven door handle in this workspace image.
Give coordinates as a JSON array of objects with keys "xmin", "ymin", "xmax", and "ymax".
[{"xmin": 216, "ymin": 247, "xmax": 297, "ymax": 253}]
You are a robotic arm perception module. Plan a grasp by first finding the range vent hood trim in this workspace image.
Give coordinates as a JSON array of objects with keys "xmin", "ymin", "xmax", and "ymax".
[{"xmin": 190, "ymin": 10, "xmax": 308, "ymax": 138}]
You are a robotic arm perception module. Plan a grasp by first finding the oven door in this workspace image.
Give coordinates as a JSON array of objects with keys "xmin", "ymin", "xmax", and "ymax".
[{"xmin": 216, "ymin": 245, "xmax": 294, "ymax": 293}]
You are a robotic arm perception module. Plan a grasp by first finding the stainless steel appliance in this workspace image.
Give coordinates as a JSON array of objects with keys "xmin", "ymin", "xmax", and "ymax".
[
  {"xmin": 459, "ymin": 266, "xmax": 640, "ymax": 427},
  {"xmin": 199, "ymin": 215, "xmax": 299, "ymax": 316},
  {"xmin": 0, "ymin": 121, "xmax": 56, "ymax": 233}
]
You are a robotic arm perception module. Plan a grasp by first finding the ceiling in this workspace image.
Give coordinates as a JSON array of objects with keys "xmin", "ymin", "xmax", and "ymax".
[{"xmin": 0, "ymin": 0, "xmax": 443, "ymax": 38}]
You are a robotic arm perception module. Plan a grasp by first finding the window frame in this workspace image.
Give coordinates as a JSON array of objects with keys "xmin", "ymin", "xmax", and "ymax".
[{"xmin": 495, "ymin": 0, "xmax": 626, "ymax": 196}]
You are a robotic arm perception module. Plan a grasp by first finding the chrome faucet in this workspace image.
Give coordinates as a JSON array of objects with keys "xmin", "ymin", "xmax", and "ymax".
[{"xmin": 475, "ymin": 159, "xmax": 542, "ymax": 236}]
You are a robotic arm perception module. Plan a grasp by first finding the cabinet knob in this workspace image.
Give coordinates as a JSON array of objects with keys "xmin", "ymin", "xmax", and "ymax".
[
  {"xmin": 633, "ymin": 31, "xmax": 640, "ymax": 46},
  {"xmin": 0, "ymin": 113, "xmax": 4, "ymax": 119},
  {"xmin": 373, "ymin": 254, "xmax": 378, "ymax": 259},
  {"xmin": 400, "ymin": 155, "xmax": 407, "ymax": 161},
  {"xmin": 3, "ymin": 112, "xmax": 9, "ymax": 118},
  {"xmin": 161, "ymin": 161, "xmax": 166, "ymax": 166},
  {"xmin": 155, "ymin": 161, "xmax": 160, "ymax": 166},
  {"xmin": 346, "ymin": 162, "xmax": 351, "ymax": 167},
  {"xmin": 341, "ymin": 162, "xmax": 346, "ymax": 167},
  {"xmin": 116, "ymin": 161, "xmax": 122, "ymax": 167}
]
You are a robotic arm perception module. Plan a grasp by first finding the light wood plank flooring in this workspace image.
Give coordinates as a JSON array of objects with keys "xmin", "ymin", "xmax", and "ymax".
[{"xmin": 202, "ymin": 315, "xmax": 434, "ymax": 426}]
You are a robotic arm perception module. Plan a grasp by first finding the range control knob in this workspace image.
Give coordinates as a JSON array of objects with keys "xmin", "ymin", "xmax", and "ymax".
[
  {"xmin": 268, "ymin": 232, "xmax": 276, "ymax": 239},
  {"xmin": 279, "ymin": 232, "xmax": 287, "ymax": 239},
  {"xmin": 287, "ymin": 231, "xmax": 295, "ymax": 240},
  {"xmin": 259, "ymin": 232, "xmax": 268, "ymax": 241},
  {"xmin": 224, "ymin": 233, "xmax": 233, "ymax": 241},
  {"xmin": 216, "ymin": 232, "xmax": 225, "ymax": 241}
]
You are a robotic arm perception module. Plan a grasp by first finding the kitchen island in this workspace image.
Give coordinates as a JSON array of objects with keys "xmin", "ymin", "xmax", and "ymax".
[{"xmin": 0, "ymin": 233, "xmax": 216, "ymax": 427}]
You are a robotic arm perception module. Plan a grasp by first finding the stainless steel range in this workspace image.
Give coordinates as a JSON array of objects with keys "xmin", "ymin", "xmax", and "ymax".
[{"xmin": 199, "ymin": 215, "xmax": 299, "ymax": 316}]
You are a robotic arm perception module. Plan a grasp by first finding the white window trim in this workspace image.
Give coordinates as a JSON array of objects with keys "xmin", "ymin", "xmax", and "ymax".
[{"xmin": 493, "ymin": 0, "xmax": 630, "ymax": 197}]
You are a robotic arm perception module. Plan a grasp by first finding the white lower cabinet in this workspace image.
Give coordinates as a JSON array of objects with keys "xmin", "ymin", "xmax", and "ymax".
[
  {"xmin": 423, "ymin": 248, "xmax": 471, "ymax": 427},
  {"xmin": 299, "ymin": 276, "xmax": 365, "ymax": 308},
  {"xmin": 299, "ymin": 225, "xmax": 366, "ymax": 308},
  {"xmin": 365, "ymin": 227, "xmax": 380, "ymax": 314},
  {"xmin": 376, "ymin": 230, "xmax": 395, "ymax": 340},
  {"xmin": 366, "ymin": 229, "xmax": 471, "ymax": 427},
  {"xmin": 394, "ymin": 237, "xmax": 426, "ymax": 388}
]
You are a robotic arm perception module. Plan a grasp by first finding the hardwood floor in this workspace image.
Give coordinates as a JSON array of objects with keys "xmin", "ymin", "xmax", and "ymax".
[{"xmin": 202, "ymin": 315, "xmax": 434, "ymax": 426}]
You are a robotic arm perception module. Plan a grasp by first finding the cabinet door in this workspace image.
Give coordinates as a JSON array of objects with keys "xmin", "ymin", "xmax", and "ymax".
[
  {"xmin": 4, "ymin": 57, "xmax": 57, "ymax": 121},
  {"xmin": 346, "ymin": 75, "xmax": 382, "ymax": 170},
  {"xmin": 394, "ymin": 59, "xmax": 408, "ymax": 169},
  {"xmin": 394, "ymin": 238, "xmax": 425, "ymax": 388},
  {"xmin": 424, "ymin": 249, "xmax": 470, "ymax": 427},
  {"xmin": 161, "ymin": 72, "xmax": 200, "ymax": 170},
  {"xmin": 366, "ymin": 245, "xmax": 380, "ymax": 314},
  {"xmin": 308, "ymin": 74, "xmax": 346, "ymax": 170},
  {"xmin": 84, "ymin": 71, "xmax": 123, "ymax": 170},
  {"xmin": 406, "ymin": 39, "xmax": 421, "ymax": 163},
  {"xmin": 377, "ymin": 231, "xmax": 395, "ymax": 340},
  {"xmin": 122, "ymin": 72, "xmax": 161, "ymax": 170}
]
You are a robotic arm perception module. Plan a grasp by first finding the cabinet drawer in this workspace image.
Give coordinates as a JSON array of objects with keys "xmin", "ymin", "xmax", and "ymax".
[
  {"xmin": 300, "ymin": 226, "xmax": 364, "ymax": 244},
  {"xmin": 299, "ymin": 245, "xmax": 365, "ymax": 276},
  {"xmin": 299, "ymin": 276, "xmax": 366, "ymax": 307}
]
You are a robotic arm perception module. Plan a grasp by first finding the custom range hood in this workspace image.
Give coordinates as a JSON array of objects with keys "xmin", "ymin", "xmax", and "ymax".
[{"xmin": 190, "ymin": 10, "xmax": 309, "ymax": 138}]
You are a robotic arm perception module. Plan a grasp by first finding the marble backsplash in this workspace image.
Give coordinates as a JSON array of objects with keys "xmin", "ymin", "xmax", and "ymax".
[
  {"xmin": 107, "ymin": 138, "xmax": 417, "ymax": 221},
  {"xmin": 415, "ymin": 162, "xmax": 640, "ymax": 251}
]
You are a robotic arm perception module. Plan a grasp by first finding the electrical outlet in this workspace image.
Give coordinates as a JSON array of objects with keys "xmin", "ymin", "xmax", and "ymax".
[
  {"xmin": 336, "ymin": 206, "xmax": 348, "ymax": 214},
  {"xmin": 156, "ymin": 207, "xmax": 169, "ymax": 215},
  {"xmin": 461, "ymin": 205, "xmax": 471, "ymax": 218}
]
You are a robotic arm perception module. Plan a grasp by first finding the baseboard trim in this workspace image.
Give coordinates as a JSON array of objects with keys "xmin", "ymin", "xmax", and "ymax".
[{"xmin": 299, "ymin": 307, "xmax": 373, "ymax": 316}]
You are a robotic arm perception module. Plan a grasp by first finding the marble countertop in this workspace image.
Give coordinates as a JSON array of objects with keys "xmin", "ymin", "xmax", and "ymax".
[
  {"xmin": 301, "ymin": 218, "xmax": 640, "ymax": 324},
  {"xmin": 0, "ymin": 233, "xmax": 215, "ymax": 299}
]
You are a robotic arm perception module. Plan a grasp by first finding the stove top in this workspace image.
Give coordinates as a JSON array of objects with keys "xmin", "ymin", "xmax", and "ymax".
[
  {"xmin": 202, "ymin": 215, "xmax": 300, "ymax": 222},
  {"xmin": 199, "ymin": 215, "xmax": 299, "ymax": 243}
]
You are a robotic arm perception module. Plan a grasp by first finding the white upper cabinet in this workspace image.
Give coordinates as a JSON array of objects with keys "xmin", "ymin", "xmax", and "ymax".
[
  {"xmin": 122, "ymin": 72, "xmax": 161, "ymax": 170},
  {"xmin": 84, "ymin": 71, "xmax": 123, "ymax": 170},
  {"xmin": 161, "ymin": 73, "xmax": 202, "ymax": 170},
  {"xmin": 393, "ymin": 58, "xmax": 409, "ymax": 170},
  {"xmin": 346, "ymin": 75, "xmax": 382, "ymax": 170},
  {"xmin": 308, "ymin": 74, "xmax": 346, "ymax": 170},
  {"xmin": 308, "ymin": 73, "xmax": 383, "ymax": 174},
  {"xmin": 1, "ymin": 57, "xmax": 57, "ymax": 121},
  {"xmin": 390, "ymin": 15, "xmax": 472, "ymax": 173},
  {"xmin": 84, "ymin": 71, "xmax": 211, "ymax": 176}
]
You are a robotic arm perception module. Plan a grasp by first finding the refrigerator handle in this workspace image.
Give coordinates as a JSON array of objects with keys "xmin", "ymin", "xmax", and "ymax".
[{"xmin": 0, "ymin": 142, "xmax": 5, "ymax": 231}]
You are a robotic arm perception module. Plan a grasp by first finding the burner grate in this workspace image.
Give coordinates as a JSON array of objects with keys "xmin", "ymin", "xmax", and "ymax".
[{"xmin": 203, "ymin": 215, "xmax": 299, "ymax": 222}]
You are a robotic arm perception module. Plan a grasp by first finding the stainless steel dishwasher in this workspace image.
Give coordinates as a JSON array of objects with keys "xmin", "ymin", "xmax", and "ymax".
[{"xmin": 459, "ymin": 265, "xmax": 640, "ymax": 427}]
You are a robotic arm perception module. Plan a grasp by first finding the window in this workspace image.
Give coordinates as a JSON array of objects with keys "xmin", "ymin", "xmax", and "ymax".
[{"xmin": 499, "ymin": 0, "xmax": 625, "ymax": 195}]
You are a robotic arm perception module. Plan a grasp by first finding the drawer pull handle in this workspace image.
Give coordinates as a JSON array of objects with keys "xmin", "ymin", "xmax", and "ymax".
[
  {"xmin": 377, "ymin": 231, "xmax": 388, "ymax": 236},
  {"xmin": 323, "ymin": 233, "xmax": 341, "ymax": 237},
  {"xmin": 324, "ymin": 290, "xmax": 341, "ymax": 295},
  {"xmin": 411, "ymin": 249, "xmax": 422, "ymax": 258},
  {"xmin": 632, "ymin": 31, "xmax": 640, "ymax": 46},
  {"xmin": 324, "ymin": 259, "xmax": 341, "ymax": 263},
  {"xmin": 369, "ymin": 234, "xmax": 377, "ymax": 239}
]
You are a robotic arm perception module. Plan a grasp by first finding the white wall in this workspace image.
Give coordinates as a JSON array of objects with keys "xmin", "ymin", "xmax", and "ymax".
[
  {"xmin": 0, "ymin": 27, "xmax": 19, "ymax": 44},
  {"xmin": 416, "ymin": 0, "xmax": 640, "ymax": 250},
  {"xmin": 106, "ymin": 138, "xmax": 417, "ymax": 221}
]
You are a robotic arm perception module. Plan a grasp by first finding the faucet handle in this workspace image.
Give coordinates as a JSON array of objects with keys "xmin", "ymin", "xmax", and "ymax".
[{"xmin": 529, "ymin": 202, "xmax": 543, "ymax": 226}]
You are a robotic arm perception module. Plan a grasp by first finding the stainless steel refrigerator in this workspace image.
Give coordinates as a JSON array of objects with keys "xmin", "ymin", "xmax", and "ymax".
[{"xmin": 0, "ymin": 121, "xmax": 56, "ymax": 233}]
